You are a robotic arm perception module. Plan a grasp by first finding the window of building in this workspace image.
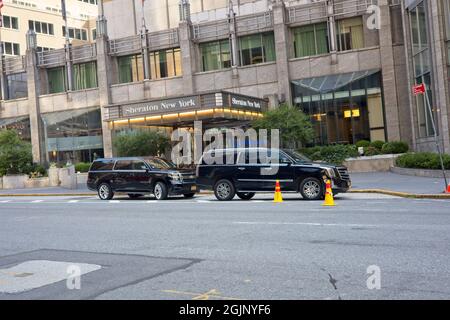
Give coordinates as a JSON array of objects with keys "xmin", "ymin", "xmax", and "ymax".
[
  {"xmin": 149, "ymin": 48, "xmax": 182, "ymax": 79},
  {"xmin": 292, "ymin": 70, "xmax": 386, "ymax": 146},
  {"xmin": 29, "ymin": 20, "xmax": 54, "ymax": 35},
  {"xmin": 410, "ymin": 1, "xmax": 435, "ymax": 138},
  {"xmin": 118, "ymin": 54, "xmax": 144, "ymax": 84},
  {"xmin": 62, "ymin": 26, "xmax": 88, "ymax": 41},
  {"xmin": 43, "ymin": 107, "xmax": 104, "ymax": 164},
  {"xmin": 0, "ymin": 117, "xmax": 31, "ymax": 142},
  {"xmin": 3, "ymin": 16, "xmax": 19, "ymax": 30},
  {"xmin": 37, "ymin": 47, "xmax": 54, "ymax": 52},
  {"xmin": 73, "ymin": 62, "xmax": 98, "ymax": 90},
  {"xmin": 7, "ymin": 72, "xmax": 28, "ymax": 100},
  {"xmin": 239, "ymin": 32, "xmax": 276, "ymax": 66},
  {"xmin": 78, "ymin": 0, "xmax": 98, "ymax": 4},
  {"xmin": 336, "ymin": 17, "xmax": 364, "ymax": 51},
  {"xmin": 199, "ymin": 39, "xmax": 231, "ymax": 72},
  {"xmin": 293, "ymin": 23, "xmax": 329, "ymax": 58},
  {"xmin": 92, "ymin": 29, "xmax": 97, "ymax": 40},
  {"xmin": 1, "ymin": 42, "xmax": 20, "ymax": 56},
  {"xmin": 47, "ymin": 67, "xmax": 67, "ymax": 94}
]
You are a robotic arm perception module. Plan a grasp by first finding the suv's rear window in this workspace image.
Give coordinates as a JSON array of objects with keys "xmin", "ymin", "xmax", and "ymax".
[{"xmin": 90, "ymin": 160, "xmax": 115, "ymax": 171}]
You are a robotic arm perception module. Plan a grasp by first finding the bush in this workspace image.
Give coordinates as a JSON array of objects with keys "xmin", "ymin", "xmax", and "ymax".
[
  {"xmin": 370, "ymin": 140, "xmax": 385, "ymax": 151},
  {"xmin": 0, "ymin": 130, "xmax": 33, "ymax": 176},
  {"xmin": 299, "ymin": 144, "xmax": 359, "ymax": 165},
  {"xmin": 114, "ymin": 130, "xmax": 171, "ymax": 157},
  {"xmin": 75, "ymin": 162, "xmax": 92, "ymax": 173},
  {"xmin": 396, "ymin": 152, "xmax": 450, "ymax": 170},
  {"xmin": 355, "ymin": 140, "xmax": 371, "ymax": 148},
  {"xmin": 364, "ymin": 146, "xmax": 382, "ymax": 157},
  {"xmin": 382, "ymin": 141, "xmax": 409, "ymax": 154}
]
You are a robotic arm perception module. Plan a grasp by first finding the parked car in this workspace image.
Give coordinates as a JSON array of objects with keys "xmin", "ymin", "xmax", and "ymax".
[
  {"xmin": 87, "ymin": 157, "xmax": 198, "ymax": 200},
  {"xmin": 196, "ymin": 148, "xmax": 351, "ymax": 201}
]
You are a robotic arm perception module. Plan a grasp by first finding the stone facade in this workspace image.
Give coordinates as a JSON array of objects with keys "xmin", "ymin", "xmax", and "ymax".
[{"xmin": 0, "ymin": 0, "xmax": 450, "ymax": 165}]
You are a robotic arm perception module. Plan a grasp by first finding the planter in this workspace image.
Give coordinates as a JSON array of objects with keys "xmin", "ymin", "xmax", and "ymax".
[
  {"xmin": 0, "ymin": 177, "xmax": 2, "ymax": 189},
  {"xmin": 343, "ymin": 154, "xmax": 402, "ymax": 173},
  {"xmin": 2, "ymin": 175, "xmax": 28, "ymax": 189},
  {"xmin": 391, "ymin": 166, "xmax": 450, "ymax": 178},
  {"xmin": 25, "ymin": 177, "xmax": 50, "ymax": 189},
  {"xmin": 48, "ymin": 167, "xmax": 60, "ymax": 187},
  {"xmin": 59, "ymin": 166, "xmax": 77, "ymax": 190},
  {"xmin": 76, "ymin": 173, "xmax": 88, "ymax": 185}
]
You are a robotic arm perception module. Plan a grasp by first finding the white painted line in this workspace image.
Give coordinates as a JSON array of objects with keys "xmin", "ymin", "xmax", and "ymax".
[
  {"xmin": 68, "ymin": 200, "xmax": 80, "ymax": 203},
  {"xmin": 31, "ymin": 200, "xmax": 44, "ymax": 203},
  {"xmin": 233, "ymin": 221, "xmax": 376, "ymax": 228},
  {"xmin": 109, "ymin": 200, "xmax": 121, "ymax": 203},
  {"xmin": 0, "ymin": 200, "xmax": 11, "ymax": 203}
]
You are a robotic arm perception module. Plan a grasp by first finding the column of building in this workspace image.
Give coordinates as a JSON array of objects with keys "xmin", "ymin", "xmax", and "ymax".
[{"xmin": 178, "ymin": 0, "xmax": 196, "ymax": 95}]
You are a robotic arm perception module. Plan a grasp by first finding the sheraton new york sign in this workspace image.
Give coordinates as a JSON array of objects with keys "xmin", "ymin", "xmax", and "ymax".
[{"xmin": 123, "ymin": 96, "xmax": 200, "ymax": 117}]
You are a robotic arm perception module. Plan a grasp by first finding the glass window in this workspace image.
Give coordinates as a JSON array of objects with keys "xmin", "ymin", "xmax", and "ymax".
[
  {"xmin": 239, "ymin": 32, "xmax": 276, "ymax": 66},
  {"xmin": 293, "ymin": 23, "xmax": 329, "ymax": 58},
  {"xmin": 114, "ymin": 160, "xmax": 133, "ymax": 170},
  {"xmin": 73, "ymin": 62, "xmax": 98, "ymax": 90},
  {"xmin": 200, "ymin": 39, "xmax": 232, "ymax": 72},
  {"xmin": 48, "ymin": 67, "xmax": 67, "ymax": 93},
  {"xmin": 7, "ymin": 73, "xmax": 28, "ymax": 100},
  {"xmin": 149, "ymin": 48, "xmax": 182, "ymax": 79},
  {"xmin": 91, "ymin": 160, "xmax": 115, "ymax": 171},
  {"xmin": 118, "ymin": 54, "xmax": 144, "ymax": 84},
  {"xmin": 336, "ymin": 17, "xmax": 364, "ymax": 51}
]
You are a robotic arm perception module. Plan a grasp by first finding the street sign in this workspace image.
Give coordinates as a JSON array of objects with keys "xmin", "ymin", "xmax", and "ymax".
[{"xmin": 413, "ymin": 83, "xmax": 426, "ymax": 95}]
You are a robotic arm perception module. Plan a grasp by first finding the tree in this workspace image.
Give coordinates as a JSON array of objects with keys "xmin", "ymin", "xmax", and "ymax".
[
  {"xmin": 252, "ymin": 104, "xmax": 314, "ymax": 148},
  {"xmin": 0, "ymin": 129, "xmax": 33, "ymax": 176},
  {"xmin": 113, "ymin": 130, "xmax": 171, "ymax": 157}
]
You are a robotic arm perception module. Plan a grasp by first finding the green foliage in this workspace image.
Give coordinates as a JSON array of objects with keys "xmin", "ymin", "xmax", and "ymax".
[
  {"xmin": 252, "ymin": 104, "xmax": 314, "ymax": 148},
  {"xmin": 355, "ymin": 140, "xmax": 370, "ymax": 148},
  {"xmin": 396, "ymin": 153, "xmax": 450, "ymax": 170},
  {"xmin": 382, "ymin": 141, "xmax": 409, "ymax": 154},
  {"xmin": 299, "ymin": 144, "xmax": 359, "ymax": 165},
  {"xmin": 29, "ymin": 164, "xmax": 47, "ymax": 178},
  {"xmin": 364, "ymin": 146, "xmax": 382, "ymax": 157},
  {"xmin": 0, "ymin": 129, "xmax": 33, "ymax": 176},
  {"xmin": 75, "ymin": 162, "xmax": 92, "ymax": 173},
  {"xmin": 114, "ymin": 130, "xmax": 171, "ymax": 157},
  {"xmin": 370, "ymin": 140, "xmax": 385, "ymax": 151}
]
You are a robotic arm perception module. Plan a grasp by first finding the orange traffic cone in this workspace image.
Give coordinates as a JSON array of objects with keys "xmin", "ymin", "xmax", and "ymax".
[
  {"xmin": 446, "ymin": 184, "xmax": 450, "ymax": 194},
  {"xmin": 274, "ymin": 180, "xmax": 283, "ymax": 203},
  {"xmin": 322, "ymin": 180, "xmax": 335, "ymax": 207}
]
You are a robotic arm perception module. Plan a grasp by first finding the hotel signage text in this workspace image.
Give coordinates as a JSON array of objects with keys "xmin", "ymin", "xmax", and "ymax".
[{"xmin": 123, "ymin": 96, "xmax": 200, "ymax": 117}]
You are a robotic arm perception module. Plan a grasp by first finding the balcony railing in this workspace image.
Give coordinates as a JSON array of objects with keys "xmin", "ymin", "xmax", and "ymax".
[
  {"xmin": 4, "ymin": 56, "xmax": 26, "ymax": 74},
  {"xmin": 72, "ymin": 43, "xmax": 97, "ymax": 63},
  {"xmin": 37, "ymin": 48, "xmax": 66, "ymax": 67},
  {"xmin": 287, "ymin": 1, "xmax": 328, "ymax": 25},
  {"xmin": 333, "ymin": 0, "xmax": 378, "ymax": 17},
  {"xmin": 146, "ymin": 28, "xmax": 180, "ymax": 51},
  {"xmin": 235, "ymin": 11, "xmax": 274, "ymax": 35},
  {"xmin": 109, "ymin": 34, "xmax": 142, "ymax": 56},
  {"xmin": 192, "ymin": 19, "xmax": 230, "ymax": 42}
]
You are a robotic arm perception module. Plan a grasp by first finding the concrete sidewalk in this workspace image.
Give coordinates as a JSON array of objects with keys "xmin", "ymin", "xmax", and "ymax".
[{"xmin": 0, "ymin": 173, "xmax": 448, "ymax": 198}]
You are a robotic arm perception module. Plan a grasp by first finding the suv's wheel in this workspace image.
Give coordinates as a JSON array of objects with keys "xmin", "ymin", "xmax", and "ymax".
[
  {"xmin": 184, "ymin": 193, "xmax": 196, "ymax": 199},
  {"xmin": 236, "ymin": 192, "xmax": 256, "ymax": 200},
  {"xmin": 300, "ymin": 178, "xmax": 324, "ymax": 201},
  {"xmin": 98, "ymin": 183, "xmax": 114, "ymax": 200},
  {"xmin": 214, "ymin": 179, "xmax": 235, "ymax": 201},
  {"xmin": 154, "ymin": 181, "xmax": 169, "ymax": 200},
  {"xmin": 128, "ymin": 194, "xmax": 143, "ymax": 199}
]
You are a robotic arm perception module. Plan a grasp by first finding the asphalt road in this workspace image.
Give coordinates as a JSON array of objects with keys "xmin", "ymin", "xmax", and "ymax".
[{"xmin": 0, "ymin": 193, "xmax": 449, "ymax": 300}]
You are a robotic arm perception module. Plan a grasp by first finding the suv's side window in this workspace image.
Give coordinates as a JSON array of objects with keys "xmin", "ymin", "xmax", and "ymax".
[
  {"xmin": 114, "ymin": 160, "xmax": 147, "ymax": 171},
  {"xmin": 91, "ymin": 160, "xmax": 115, "ymax": 171}
]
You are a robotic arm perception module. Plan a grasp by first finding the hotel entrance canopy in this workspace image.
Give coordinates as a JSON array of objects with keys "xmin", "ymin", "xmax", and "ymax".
[{"xmin": 104, "ymin": 91, "xmax": 268, "ymax": 127}]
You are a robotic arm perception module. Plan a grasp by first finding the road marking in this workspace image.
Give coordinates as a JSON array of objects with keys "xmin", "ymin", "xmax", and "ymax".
[
  {"xmin": 162, "ymin": 289, "xmax": 240, "ymax": 300},
  {"xmin": 0, "ymin": 200, "xmax": 11, "ymax": 203},
  {"xmin": 31, "ymin": 200, "xmax": 44, "ymax": 203},
  {"xmin": 233, "ymin": 221, "xmax": 376, "ymax": 228},
  {"xmin": 68, "ymin": 200, "xmax": 80, "ymax": 203},
  {"xmin": 109, "ymin": 200, "xmax": 121, "ymax": 203}
]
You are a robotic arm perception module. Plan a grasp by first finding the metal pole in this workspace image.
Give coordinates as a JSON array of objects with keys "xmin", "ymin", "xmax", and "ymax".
[
  {"xmin": 424, "ymin": 88, "xmax": 448, "ymax": 189},
  {"xmin": 0, "ymin": 14, "xmax": 8, "ymax": 100}
]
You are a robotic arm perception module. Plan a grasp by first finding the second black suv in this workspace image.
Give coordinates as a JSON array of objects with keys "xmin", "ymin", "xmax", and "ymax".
[
  {"xmin": 196, "ymin": 148, "xmax": 351, "ymax": 201},
  {"xmin": 87, "ymin": 157, "xmax": 197, "ymax": 200}
]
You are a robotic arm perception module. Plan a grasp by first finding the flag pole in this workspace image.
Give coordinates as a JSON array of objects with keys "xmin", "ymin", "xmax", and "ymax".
[{"xmin": 423, "ymin": 86, "xmax": 448, "ymax": 189}]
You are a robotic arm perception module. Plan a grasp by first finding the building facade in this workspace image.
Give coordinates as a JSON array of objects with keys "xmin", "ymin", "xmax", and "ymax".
[{"xmin": 0, "ymin": 0, "xmax": 449, "ymax": 165}]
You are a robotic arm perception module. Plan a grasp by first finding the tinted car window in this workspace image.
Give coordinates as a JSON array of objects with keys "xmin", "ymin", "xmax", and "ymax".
[
  {"xmin": 90, "ymin": 160, "xmax": 115, "ymax": 171},
  {"xmin": 114, "ymin": 160, "xmax": 147, "ymax": 171}
]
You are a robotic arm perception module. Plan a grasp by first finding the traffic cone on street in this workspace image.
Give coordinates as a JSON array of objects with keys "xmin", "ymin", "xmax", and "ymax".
[
  {"xmin": 322, "ymin": 180, "xmax": 336, "ymax": 207},
  {"xmin": 274, "ymin": 180, "xmax": 283, "ymax": 203},
  {"xmin": 446, "ymin": 183, "xmax": 450, "ymax": 194}
]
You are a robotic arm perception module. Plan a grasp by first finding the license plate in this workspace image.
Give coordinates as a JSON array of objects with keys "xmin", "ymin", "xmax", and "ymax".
[{"xmin": 191, "ymin": 186, "xmax": 197, "ymax": 191}]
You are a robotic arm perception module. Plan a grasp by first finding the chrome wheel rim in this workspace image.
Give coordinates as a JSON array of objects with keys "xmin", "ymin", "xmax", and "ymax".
[
  {"xmin": 99, "ymin": 185, "xmax": 109, "ymax": 199},
  {"xmin": 303, "ymin": 181, "xmax": 321, "ymax": 199},
  {"xmin": 154, "ymin": 184, "xmax": 163, "ymax": 199},
  {"xmin": 217, "ymin": 183, "xmax": 231, "ymax": 199}
]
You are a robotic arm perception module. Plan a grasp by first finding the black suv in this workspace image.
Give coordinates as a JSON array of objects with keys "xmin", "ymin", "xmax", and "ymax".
[
  {"xmin": 87, "ymin": 157, "xmax": 197, "ymax": 200},
  {"xmin": 196, "ymin": 148, "xmax": 351, "ymax": 201}
]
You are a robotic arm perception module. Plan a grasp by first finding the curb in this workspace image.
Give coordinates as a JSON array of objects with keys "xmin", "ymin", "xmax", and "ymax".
[{"xmin": 350, "ymin": 189, "xmax": 450, "ymax": 199}]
